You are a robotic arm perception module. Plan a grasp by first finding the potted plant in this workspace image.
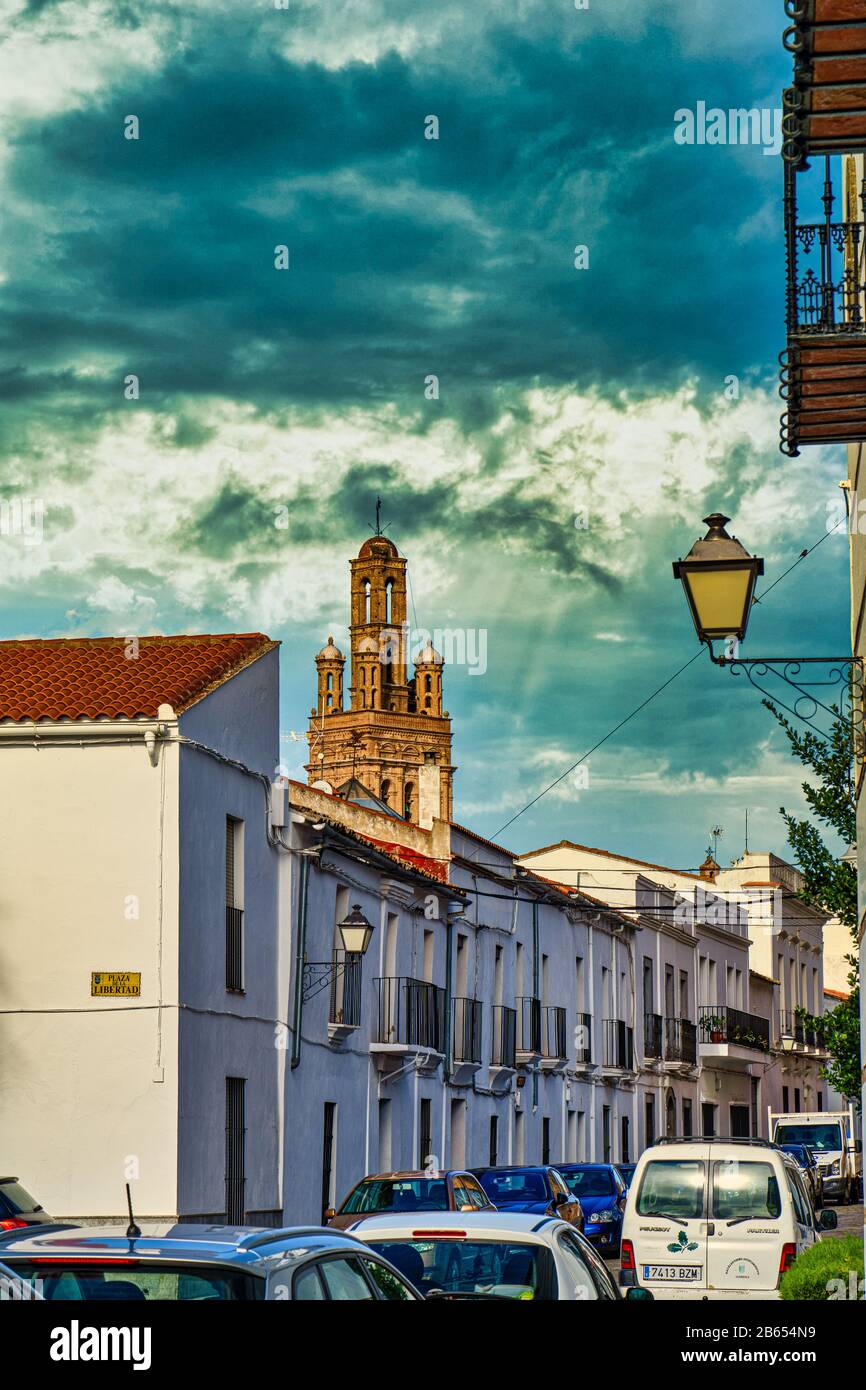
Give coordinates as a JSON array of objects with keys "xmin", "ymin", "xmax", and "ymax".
[{"xmin": 701, "ymin": 1014, "xmax": 726, "ymax": 1043}]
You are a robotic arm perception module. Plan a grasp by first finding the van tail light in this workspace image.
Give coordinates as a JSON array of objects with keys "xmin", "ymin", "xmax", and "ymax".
[
  {"xmin": 0, "ymin": 1219, "xmax": 28, "ymax": 1231},
  {"xmin": 621, "ymin": 1239, "xmax": 635, "ymax": 1272},
  {"xmin": 779, "ymin": 1243, "xmax": 796, "ymax": 1275}
]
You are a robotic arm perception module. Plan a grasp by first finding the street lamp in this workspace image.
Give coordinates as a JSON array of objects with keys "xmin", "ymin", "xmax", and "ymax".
[
  {"xmin": 337, "ymin": 904, "xmax": 375, "ymax": 955},
  {"xmin": 302, "ymin": 904, "xmax": 375, "ymax": 1002},
  {"xmin": 671, "ymin": 511, "xmax": 862, "ymax": 746},
  {"xmin": 672, "ymin": 513, "xmax": 764, "ymax": 647}
]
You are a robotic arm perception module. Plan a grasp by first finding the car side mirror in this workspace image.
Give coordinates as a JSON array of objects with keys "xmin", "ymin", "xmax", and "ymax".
[
  {"xmin": 818, "ymin": 1208, "xmax": 838, "ymax": 1230},
  {"xmin": 627, "ymin": 1287, "xmax": 654, "ymax": 1301},
  {"xmin": 851, "ymin": 1140, "xmax": 862, "ymax": 1155},
  {"xmin": 323, "ymin": 1207, "xmax": 336, "ymax": 1223}
]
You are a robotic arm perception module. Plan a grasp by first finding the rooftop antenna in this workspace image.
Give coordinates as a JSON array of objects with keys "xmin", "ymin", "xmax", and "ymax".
[
  {"xmin": 368, "ymin": 496, "xmax": 391, "ymax": 537},
  {"xmin": 744, "ymin": 808, "xmax": 750, "ymax": 855},
  {"xmin": 710, "ymin": 825, "xmax": 724, "ymax": 862},
  {"xmin": 125, "ymin": 1182, "xmax": 141, "ymax": 1239}
]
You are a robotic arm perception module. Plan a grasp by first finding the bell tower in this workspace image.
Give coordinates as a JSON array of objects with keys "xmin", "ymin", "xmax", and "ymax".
[{"xmin": 306, "ymin": 529, "xmax": 455, "ymax": 826}]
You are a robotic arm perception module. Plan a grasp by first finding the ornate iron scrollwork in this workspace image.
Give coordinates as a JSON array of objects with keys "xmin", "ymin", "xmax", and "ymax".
[{"xmin": 718, "ymin": 655, "xmax": 864, "ymax": 751}]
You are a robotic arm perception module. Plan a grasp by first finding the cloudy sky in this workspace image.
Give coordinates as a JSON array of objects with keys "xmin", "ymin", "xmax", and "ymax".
[{"xmin": 0, "ymin": 0, "xmax": 849, "ymax": 870}]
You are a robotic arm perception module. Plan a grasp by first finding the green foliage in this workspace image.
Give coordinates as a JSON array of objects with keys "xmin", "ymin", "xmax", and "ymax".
[
  {"xmin": 765, "ymin": 702, "xmax": 861, "ymax": 1108},
  {"xmin": 779, "ymin": 1235, "xmax": 864, "ymax": 1301}
]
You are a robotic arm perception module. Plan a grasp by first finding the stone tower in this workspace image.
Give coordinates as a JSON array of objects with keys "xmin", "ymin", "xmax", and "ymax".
[{"xmin": 306, "ymin": 534, "xmax": 454, "ymax": 826}]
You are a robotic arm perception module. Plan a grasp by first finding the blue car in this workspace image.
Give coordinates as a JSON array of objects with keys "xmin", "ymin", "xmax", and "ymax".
[
  {"xmin": 471, "ymin": 1166, "xmax": 585, "ymax": 1232},
  {"xmin": 554, "ymin": 1163, "xmax": 626, "ymax": 1255}
]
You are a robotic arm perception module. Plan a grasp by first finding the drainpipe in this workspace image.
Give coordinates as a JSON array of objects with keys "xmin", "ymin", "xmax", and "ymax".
[
  {"xmin": 532, "ymin": 899, "xmax": 539, "ymax": 1113},
  {"xmin": 290, "ymin": 852, "xmax": 311, "ymax": 1070},
  {"xmin": 444, "ymin": 910, "xmax": 454, "ymax": 1083}
]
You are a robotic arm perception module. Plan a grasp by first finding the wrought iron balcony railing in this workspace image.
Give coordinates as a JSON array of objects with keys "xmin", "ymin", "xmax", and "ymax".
[
  {"xmin": 665, "ymin": 1017, "xmax": 698, "ymax": 1065},
  {"xmin": 644, "ymin": 1011, "xmax": 663, "ymax": 1059},
  {"xmin": 575, "ymin": 1011, "xmax": 592, "ymax": 1064},
  {"xmin": 699, "ymin": 1005, "xmax": 770, "ymax": 1053},
  {"xmin": 374, "ymin": 976, "xmax": 445, "ymax": 1052},
  {"xmin": 491, "ymin": 1004, "xmax": 517, "ymax": 1069},
  {"xmin": 225, "ymin": 906, "xmax": 243, "ymax": 992},
  {"xmin": 516, "ymin": 996, "xmax": 542, "ymax": 1056},
  {"xmin": 779, "ymin": 1009, "xmax": 820, "ymax": 1049},
  {"xmin": 452, "ymin": 996, "xmax": 482, "ymax": 1064},
  {"xmin": 329, "ymin": 950, "xmax": 362, "ymax": 1028},
  {"xmin": 603, "ymin": 1019, "xmax": 634, "ymax": 1071},
  {"xmin": 541, "ymin": 1005, "xmax": 567, "ymax": 1060}
]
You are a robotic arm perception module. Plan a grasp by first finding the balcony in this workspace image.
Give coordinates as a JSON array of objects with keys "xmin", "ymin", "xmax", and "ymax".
[
  {"xmin": 225, "ymin": 906, "xmax": 243, "ymax": 992},
  {"xmin": 779, "ymin": 4, "xmax": 866, "ymax": 455},
  {"xmin": 782, "ymin": 1, "xmax": 866, "ymax": 163},
  {"xmin": 574, "ymin": 1011, "xmax": 593, "ymax": 1068},
  {"xmin": 664, "ymin": 1017, "xmax": 698, "ymax": 1067},
  {"xmin": 371, "ymin": 976, "xmax": 445, "ymax": 1073},
  {"xmin": 602, "ymin": 1019, "xmax": 635, "ymax": 1074},
  {"xmin": 515, "ymin": 996, "xmax": 542, "ymax": 1065},
  {"xmin": 540, "ymin": 1005, "xmax": 568, "ymax": 1071},
  {"xmin": 490, "ymin": 1004, "xmax": 517, "ymax": 1084},
  {"xmin": 779, "ymin": 1009, "xmax": 823, "ymax": 1052},
  {"xmin": 328, "ymin": 950, "xmax": 362, "ymax": 1041},
  {"xmin": 451, "ymin": 996, "xmax": 482, "ymax": 1082},
  {"xmin": 698, "ymin": 1005, "xmax": 770, "ymax": 1068}
]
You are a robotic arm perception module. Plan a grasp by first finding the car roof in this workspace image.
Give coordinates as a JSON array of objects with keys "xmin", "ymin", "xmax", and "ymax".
[
  {"xmin": 473, "ymin": 1165, "xmax": 549, "ymax": 1175},
  {"xmin": 351, "ymin": 1210, "xmax": 563, "ymax": 1240},
  {"xmin": 0, "ymin": 1223, "xmax": 371, "ymax": 1268},
  {"xmin": 353, "ymin": 1171, "xmax": 460, "ymax": 1182},
  {"xmin": 553, "ymin": 1162, "xmax": 614, "ymax": 1170}
]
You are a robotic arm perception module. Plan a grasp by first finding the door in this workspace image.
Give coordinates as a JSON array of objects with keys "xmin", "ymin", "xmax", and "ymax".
[
  {"xmin": 705, "ymin": 1157, "xmax": 786, "ymax": 1293},
  {"xmin": 730, "ymin": 1105, "xmax": 750, "ymax": 1138},
  {"xmin": 631, "ymin": 1150, "xmax": 709, "ymax": 1292}
]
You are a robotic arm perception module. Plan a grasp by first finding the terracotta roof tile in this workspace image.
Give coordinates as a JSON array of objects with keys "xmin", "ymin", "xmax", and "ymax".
[{"xmin": 0, "ymin": 633, "xmax": 277, "ymax": 722}]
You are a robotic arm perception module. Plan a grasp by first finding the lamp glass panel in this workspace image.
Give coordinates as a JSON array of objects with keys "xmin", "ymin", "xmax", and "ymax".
[
  {"xmin": 685, "ymin": 567, "xmax": 752, "ymax": 637},
  {"xmin": 340, "ymin": 923, "xmax": 371, "ymax": 954}
]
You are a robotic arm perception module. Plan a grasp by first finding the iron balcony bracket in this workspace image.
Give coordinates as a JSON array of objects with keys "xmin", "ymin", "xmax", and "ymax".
[{"xmin": 705, "ymin": 645, "xmax": 864, "ymax": 743}]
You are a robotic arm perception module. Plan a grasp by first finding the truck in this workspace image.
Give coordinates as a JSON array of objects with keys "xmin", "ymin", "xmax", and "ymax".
[{"xmin": 768, "ymin": 1106, "xmax": 862, "ymax": 1205}]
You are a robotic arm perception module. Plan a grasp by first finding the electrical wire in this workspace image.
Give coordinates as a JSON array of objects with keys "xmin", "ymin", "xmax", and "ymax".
[{"xmin": 486, "ymin": 515, "xmax": 849, "ymax": 844}]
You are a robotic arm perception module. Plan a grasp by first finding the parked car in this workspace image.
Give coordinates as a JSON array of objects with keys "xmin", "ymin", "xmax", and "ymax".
[
  {"xmin": 471, "ymin": 1166, "xmax": 584, "ymax": 1232},
  {"xmin": 327, "ymin": 1170, "xmax": 494, "ymax": 1230},
  {"xmin": 554, "ymin": 1162, "xmax": 627, "ymax": 1255},
  {"xmin": 358, "ymin": 1210, "xmax": 647, "ymax": 1301},
  {"xmin": 779, "ymin": 1144, "xmax": 824, "ymax": 1208},
  {"xmin": 614, "ymin": 1163, "xmax": 637, "ymax": 1190},
  {"xmin": 0, "ymin": 1224, "xmax": 424, "ymax": 1300},
  {"xmin": 620, "ymin": 1138, "xmax": 837, "ymax": 1301},
  {"xmin": 0, "ymin": 1177, "xmax": 53, "ymax": 1231}
]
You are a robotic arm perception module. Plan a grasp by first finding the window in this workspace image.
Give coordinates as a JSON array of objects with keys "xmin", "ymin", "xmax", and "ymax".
[
  {"xmin": 363, "ymin": 579, "xmax": 371, "ymax": 623},
  {"xmin": 621, "ymin": 1115, "xmax": 630, "ymax": 1163},
  {"xmin": 785, "ymin": 1169, "xmax": 812, "ymax": 1229},
  {"xmin": 542, "ymin": 1117, "xmax": 551, "ymax": 1165},
  {"xmin": 364, "ymin": 1258, "xmax": 416, "ymax": 1300},
  {"xmin": 225, "ymin": 1077, "xmax": 245, "ymax": 1224},
  {"xmin": 514, "ymin": 1109, "xmax": 525, "ymax": 1164},
  {"xmin": 637, "ymin": 1160, "xmax": 705, "ymax": 1219},
  {"xmin": 404, "ymin": 782, "xmax": 414, "ymax": 821},
  {"xmin": 682, "ymin": 1099, "xmax": 693, "ymax": 1138},
  {"xmin": 712, "ymin": 1161, "xmax": 781, "ymax": 1221},
  {"xmin": 321, "ymin": 1101, "xmax": 337, "ymax": 1222},
  {"xmin": 380, "ymin": 779, "xmax": 390, "ymax": 808},
  {"xmin": 782, "ymin": 1085, "xmax": 790, "ymax": 1112},
  {"xmin": 794, "ymin": 1087, "xmax": 801, "ymax": 1113},
  {"xmin": 293, "ymin": 1266, "xmax": 326, "ymax": 1301},
  {"xmin": 489, "ymin": 1114, "xmax": 499, "ymax": 1167},
  {"xmin": 730, "ymin": 1104, "xmax": 750, "ymax": 1138},
  {"xmin": 225, "ymin": 816, "xmax": 244, "ymax": 991},
  {"xmin": 419, "ymin": 1098, "xmax": 432, "ymax": 1169},
  {"xmin": 339, "ymin": 1177, "xmax": 449, "ymax": 1215},
  {"xmin": 494, "ymin": 946, "xmax": 503, "ymax": 1006},
  {"xmin": 318, "ymin": 1258, "xmax": 375, "ymax": 1301},
  {"xmin": 645, "ymin": 1097, "xmax": 656, "ymax": 1147},
  {"xmin": 450, "ymin": 1098, "xmax": 466, "ymax": 1169},
  {"xmin": 602, "ymin": 1106, "xmax": 611, "ymax": 1163},
  {"xmin": 701, "ymin": 1101, "xmax": 716, "ymax": 1137},
  {"xmin": 559, "ymin": 1230, "xmax": 617, "ymax": 1301},
  {"xmin": 556, "ymin": 1232, "xmax": 598, "ymax": 1301},
  {"xmin": 378, "ymin": 1098, "xmax": 392, "ymax": 1172}
]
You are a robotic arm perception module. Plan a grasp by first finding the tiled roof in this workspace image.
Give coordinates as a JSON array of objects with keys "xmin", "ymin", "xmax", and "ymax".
[{"xmin": 0, "ymin": 633, "xmax": 277, "ymax": 722}]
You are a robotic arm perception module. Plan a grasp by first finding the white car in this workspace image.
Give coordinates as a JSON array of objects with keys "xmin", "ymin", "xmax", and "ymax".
[
  {"xmin": 619, "ymin": 1137, "xmax": 837, "ymax": 1301},
  {"xmin": 353, "ymin": 1209, "xmax": 648, "ymax": 1301}
]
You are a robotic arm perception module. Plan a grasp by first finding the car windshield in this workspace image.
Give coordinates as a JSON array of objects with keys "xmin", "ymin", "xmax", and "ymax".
[
  {"xmin": 781, "ymin": 1145, "xmax": 810, "ymax": 1165},
  {"xmin": 636, "ymin": 1161, "xmax": 705, "ymax": 1219},
  {"xmin": 0, "ymin": 1182, "xmax": 41, "ymax": 1216},
  {"xmin": 341, "ymin": 1178, "xmax": 450, "ymax": 1214},
  {"xmin": 775, "ymin": 1124, "xmax": 843, "ymax": 1153},
  {"xmin": 712, "ymin": 1161, "xmax": 782, "ymax": 1221},
  {"xmin": 478, "ymin": 1172, "xmax": 547, "ymax": 1202},
  {"xmin": 562, "ymin": 1168, "xmax": 615, "ymax": 1197},
  {"xmin": 368, "ymin": 1239, "xmax": 556, "ymax": 1300},
  {"xmin": 2, "ymin": 1260, "xmax": 263, "ymax": 1301}
]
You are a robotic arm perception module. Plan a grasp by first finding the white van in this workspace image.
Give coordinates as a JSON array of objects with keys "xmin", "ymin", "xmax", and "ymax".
[{"xmin": 619, "ymin": 1138, "xmax": 837, "ymax": 1300}]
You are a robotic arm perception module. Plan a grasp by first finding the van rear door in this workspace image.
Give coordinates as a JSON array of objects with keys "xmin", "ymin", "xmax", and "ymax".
[
  {"xmin": 705, "ymin": 1157, "xmax": 786, "ymax": 1293},
  {"xmin": 631, "ymin": 1151, "xmax": 708, "ymax": 1292}
]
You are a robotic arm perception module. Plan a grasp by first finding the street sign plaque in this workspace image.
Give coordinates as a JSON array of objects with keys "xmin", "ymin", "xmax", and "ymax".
[{"xmin": 91, "ymin": 971, "xmax": 141, "ymax": 997}]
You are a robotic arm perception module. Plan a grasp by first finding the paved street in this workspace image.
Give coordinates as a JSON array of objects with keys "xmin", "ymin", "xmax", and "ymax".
[{"xmin": 824, "ymin": 1202, "xmax": 864, "ymax": 1239}]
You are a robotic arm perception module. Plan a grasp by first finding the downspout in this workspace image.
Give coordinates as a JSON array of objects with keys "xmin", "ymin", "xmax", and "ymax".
[
  {"xmin": 290, "ymin": 852, "xmax": 311, "ymax": 1070},
  {"xmin": 532, "ymin": 898, "xmax": 539, "ymax": 1113},
  {"xmin": 444, "ymin": 911, "xmax": 454, "ymax": 1083}
]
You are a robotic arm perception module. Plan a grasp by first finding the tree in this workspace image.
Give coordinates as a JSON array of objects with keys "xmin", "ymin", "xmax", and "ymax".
[{"xmin": 765, "ymin": 702, "xmax": 860, "ymax": 1109}]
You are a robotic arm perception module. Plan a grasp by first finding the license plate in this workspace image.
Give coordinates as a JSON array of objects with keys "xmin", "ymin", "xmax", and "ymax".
[{"xmin": 643, "ymin": 1264, "xmax": 701, "ymax": 1282}]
